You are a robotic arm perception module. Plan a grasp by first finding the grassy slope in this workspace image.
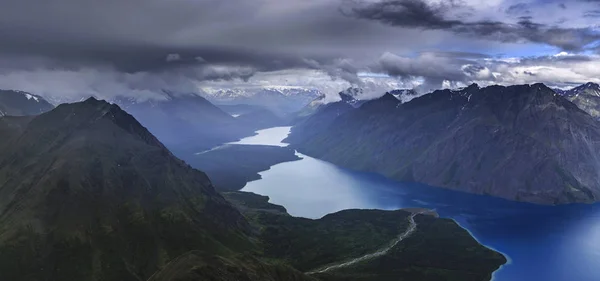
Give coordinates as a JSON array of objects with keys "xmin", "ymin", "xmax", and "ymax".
[{"xmin": 224, "ymin": 191, "xmax": 507, "ymax": 281}]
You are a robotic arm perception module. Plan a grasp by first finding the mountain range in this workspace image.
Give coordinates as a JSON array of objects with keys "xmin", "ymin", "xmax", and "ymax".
[
  {"xmin": 294, "ymin": 87, "xmax": 415, "ymax": 122},
  {"xmin": 202, "ymin": 87, "xmax": 323, "ymax": 116},
  {"xmin": 0, "ymin": 97, "xmax": 505, "ymax": 281},
  {"xmin": 286, "ymin": 83, "xmax": 600, "ymax": 204}
]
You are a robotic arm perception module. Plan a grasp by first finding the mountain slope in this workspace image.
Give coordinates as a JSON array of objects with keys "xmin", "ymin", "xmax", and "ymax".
[
  {"xmin": 0, "ymin": 89, "xmax": 54, "ymax": 116},
  {"xmin": 559, "ymin": 82, "xmax": 600, "ymax": 118},
  {"xmin": 287, "ymin": 101, "xmax": 356, "ymax": 144},
  {"xmin": 287, "ymin": 83, "xmax": 600, "ymax": 204},
  {"xmin": 0, "ymin": 97, "xmax": 251, "ymax": 281}
]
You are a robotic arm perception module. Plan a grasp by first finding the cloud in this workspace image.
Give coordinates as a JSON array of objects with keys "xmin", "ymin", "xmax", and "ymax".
[
  {"xmin": 343, "ymin": 0, "xmax": 600, "ymax": 51},
  {"xmin": 166, "ymin": 54, "xmax": 182, "ymax": 62},
  {"xmin": 505, "ymin": 3, "xmax": 531, "ymax": 15},
  {"xmin": 0, "ymin": 0, "xmax": 599, "ymax": 101}
]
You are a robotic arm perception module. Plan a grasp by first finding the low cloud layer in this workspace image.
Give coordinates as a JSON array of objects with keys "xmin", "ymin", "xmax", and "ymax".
[{"xmin": 0, "ymin": 0, "xmax": 599, "ymax": 101}]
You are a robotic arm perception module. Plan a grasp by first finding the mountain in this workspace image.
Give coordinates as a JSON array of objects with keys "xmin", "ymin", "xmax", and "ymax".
[
  {"xmin": 203, "ymin": 87, "xmax": 323, "ymax": 116},
  {"xmin": 0, "ymin": 98, "xmax": 506, "ymax": 280},
  {"xmin": 0, "ymin": 97, "xmax": 253, "ymax": 280},
  {"xmin": 558, "ymin": 82, "xmax": 600, "ymax": 118},
  {"xmin": 294, "ymin": 93, "xmax": 329, "ymax": 120},
  {"xmin": 286, "ymin": 83, "xmax": 600, "ymax": 204},
  {"xmin": 0, "ymin": 89, "xmax": 54, "ymax": 116},
  {"xmin": 113, "ymin": 91, "xmax": 257, "ymax": 153}
]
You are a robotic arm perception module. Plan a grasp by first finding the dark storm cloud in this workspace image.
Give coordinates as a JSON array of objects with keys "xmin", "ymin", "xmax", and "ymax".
[
  {"xmin": 1, "ymin": 0, "xmax": 600, "ymax": 100},
  {"xmin": 340, "ymin": 0, "xmax": 461, "ymax": 29},
  {"xmin": 343, "ymin": 0, "xmax": 600, "ymax": 51},
  {"xmin": 0, "ymin": 0, "xmax": 366, "ymax": 80},
  {"xmin": 374, "ymin": 52, "xmax": 472, "ymax": 82}
]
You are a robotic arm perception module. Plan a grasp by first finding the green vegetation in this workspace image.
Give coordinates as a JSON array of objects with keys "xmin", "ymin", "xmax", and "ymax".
[{"xmin": 225, "ymin": 191, "xmax": 507, "ymax": 281}]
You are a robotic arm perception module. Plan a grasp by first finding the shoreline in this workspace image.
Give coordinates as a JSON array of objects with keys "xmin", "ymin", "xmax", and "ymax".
[{"xmin": 450, "ymin": 218, "xmax": 512, "ymax": 281}]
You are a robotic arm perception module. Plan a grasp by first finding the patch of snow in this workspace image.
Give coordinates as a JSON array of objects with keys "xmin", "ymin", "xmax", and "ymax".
[{"xmin": 24, "ymin": 93, "xmax": 39, "ymax": 102}]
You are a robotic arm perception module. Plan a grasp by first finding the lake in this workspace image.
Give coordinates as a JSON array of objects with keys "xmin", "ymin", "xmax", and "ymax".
[{"xmin": 239, "ymin": 126, "xmax": 600, "ymax": 281}]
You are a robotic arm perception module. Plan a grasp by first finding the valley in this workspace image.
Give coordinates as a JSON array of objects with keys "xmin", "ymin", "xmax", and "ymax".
[
  {"xmin": 0, "ymin": 97, "xmax": 506, "ymax": 281},
  {"xmin": 4, "ymin": 2, "xmax": 600, "ymax": 280}
]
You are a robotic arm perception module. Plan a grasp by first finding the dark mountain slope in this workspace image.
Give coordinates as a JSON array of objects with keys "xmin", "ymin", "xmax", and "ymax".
[
  {"xmin": 0, "ymin": 89, "xmax": 54, "ymax": 116},
  {"xmin": 287, "ymin": 84, "xmax": 600, "ymax": 204},
  {"xmin": 190, "ymin": 144, "xmax": 301, "ymax": 191},
  {"xmin": 0, "ymin": 98, "xmax": 250, "ymax": 281},
  {"xmin": 148, "ymin": 251, "xmax": 316, "ymax": 281}
]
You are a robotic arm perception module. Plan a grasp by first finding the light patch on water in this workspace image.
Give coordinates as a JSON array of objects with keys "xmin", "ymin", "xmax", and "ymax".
[{"xmin": 228, "ymin": 126, "xmax": 292, "ymax": 147}]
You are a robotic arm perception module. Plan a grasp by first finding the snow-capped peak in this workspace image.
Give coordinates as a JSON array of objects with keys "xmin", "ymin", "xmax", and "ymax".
[{"xmin": 566, "ymin": 82, "xmax": 600, "ymax": 98}]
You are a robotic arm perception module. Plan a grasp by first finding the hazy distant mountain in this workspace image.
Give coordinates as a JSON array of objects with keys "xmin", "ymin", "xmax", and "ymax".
[
  {"xmin": 287, "ymin": 83, "xmax": 600, "ymax": 204},
  {"xmin": 0, "ymin": 89, "xmax": 54, "ymax": 116},
  {"xmin": 0, "ymin": 98, "xmax": 505, "ymax": 281},
  {"xmin": 113, "ymin": 91, "xmax": 257, "ymax": 152},
  {"xmin": 202, "ymin": 87, "xmax": 323, "ymax": 115},
  {"xmin": 557, "ymin": 82, "xmax": 600, "ymax": 118}
]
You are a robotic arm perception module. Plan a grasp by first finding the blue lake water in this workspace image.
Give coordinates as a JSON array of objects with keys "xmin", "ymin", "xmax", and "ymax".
[{"xmin": 238, "ymin": 127, "xmax": 600, "ymax": 281}]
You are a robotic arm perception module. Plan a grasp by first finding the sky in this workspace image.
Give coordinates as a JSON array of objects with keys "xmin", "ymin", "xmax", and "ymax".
[{"xmin": 0, "ymin": 0, "xmax": 599, "ymax": 101}]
